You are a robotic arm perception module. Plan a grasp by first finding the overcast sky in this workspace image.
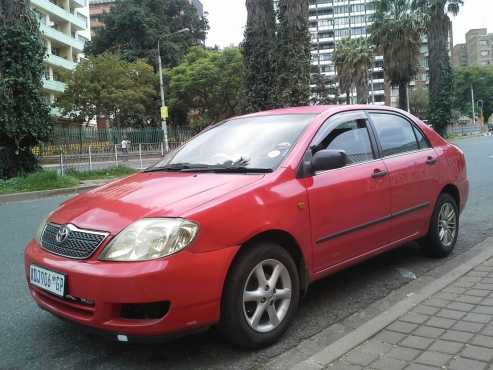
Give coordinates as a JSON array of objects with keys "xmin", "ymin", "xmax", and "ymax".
[{"xmin": 201, "ymin": 0, "xmax": 493, "ymax": 48}]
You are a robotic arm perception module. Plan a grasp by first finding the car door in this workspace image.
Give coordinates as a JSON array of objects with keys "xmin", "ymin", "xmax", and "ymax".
[
  {"xmin": 368, "ymin": 111, "xmax": 441, "ymax": 243},
  {"xmin": 301, "ymin": 111, "xmax": 392, "ymax": 273}
]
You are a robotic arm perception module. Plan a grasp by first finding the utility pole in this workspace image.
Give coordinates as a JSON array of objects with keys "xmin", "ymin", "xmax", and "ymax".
[
  {"xmin": 471, "ymin": 84, "xmax": 476, "ymax": 125},
  {"xmin": 157, "ymin": 28, "xmax": 190, "ymax": 153}
]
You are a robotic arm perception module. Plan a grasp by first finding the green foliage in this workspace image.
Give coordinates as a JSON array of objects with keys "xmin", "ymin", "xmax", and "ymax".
[
  {"xmin": 166, "ymin": 47, "xmax": 245, "ymax": 125},
  {"xmin": 66, "ymin": 166, "xmax": 136, "ymax": 181},
  {"xmin": 311, "ymin": 70, "xmax": 336, "ymax": 105},
  {"xmin": 0, "ymin": 0, "xmax": 51, "ymax": 178},
  {"xmin": 86, "ymin": 0, "xmax": 208, "ymax": 68},
  {"xmin": 275, "ymin": 0, "xmax": 311, "ymax": 107},
  {"xmin": 413, "ymin": 0, "xmax": 463, "ymax": 135},
  {"xmin": 333, "ymin": 37, "xmax": 374, "ymax": 104},
  {"xmin": 0, "ymin": 171, "xmax": 79, "ymax": 194},
  {"xmin": 453, "ymin": 65, "xmax": 493, "ymax": 122},
  {"xmin": 242, "ymin": 0, "xmax": 277, "ymax": 112},
  {"xmin": 56, "ymin": 54, "xmax": 160, "ymax": 128},
  {"xmin": 371, "ymin": 0, "xmax": 426, "ymax": 110}
]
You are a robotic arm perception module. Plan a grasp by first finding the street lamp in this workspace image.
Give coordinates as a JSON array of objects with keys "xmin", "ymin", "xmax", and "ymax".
[{"xmin": 157, "ymin": 28, "xmax": 190, "ymax": 152}]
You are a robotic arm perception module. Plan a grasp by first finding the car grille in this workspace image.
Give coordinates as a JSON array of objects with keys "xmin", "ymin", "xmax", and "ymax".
[{"xmin": 41, "ymin": 223, "xmax": 109, "ymax": 259}]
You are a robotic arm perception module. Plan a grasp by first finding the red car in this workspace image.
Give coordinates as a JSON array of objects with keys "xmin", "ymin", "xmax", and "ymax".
[{"xmin": 25, "ymin": 105, "xmax": 469, "ymax": 348}]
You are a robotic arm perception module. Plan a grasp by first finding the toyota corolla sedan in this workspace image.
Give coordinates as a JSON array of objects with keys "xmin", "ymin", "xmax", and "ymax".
[{"xmin": 25, "ymin": 105, "xmax": 468, "ymax": 348}]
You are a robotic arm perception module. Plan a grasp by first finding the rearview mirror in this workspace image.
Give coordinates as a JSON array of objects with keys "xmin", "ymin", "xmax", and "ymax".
[{"xmin": 311, "ymin": 150, "xmax": 347, "ymax": 173}]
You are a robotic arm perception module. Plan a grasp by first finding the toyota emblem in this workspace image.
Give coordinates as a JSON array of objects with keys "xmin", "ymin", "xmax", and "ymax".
[{"xmin": 56, "ymin": 226, "xmax": 71, "ymax": 243}]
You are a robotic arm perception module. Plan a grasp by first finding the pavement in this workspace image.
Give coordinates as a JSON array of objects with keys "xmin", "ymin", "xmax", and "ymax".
[
  {"xmin": 0, "ymin": 135, "xmax": 492, "ymax": 369},
  {"xmin": 291, "ymin": 237, "xmax": 493, "ymax": 370}
]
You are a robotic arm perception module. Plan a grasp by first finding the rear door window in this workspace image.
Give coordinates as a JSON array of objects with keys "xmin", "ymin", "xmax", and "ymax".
[{"xmin": 369, "ymin": 113, "xmax": 420, "ymax": 156}]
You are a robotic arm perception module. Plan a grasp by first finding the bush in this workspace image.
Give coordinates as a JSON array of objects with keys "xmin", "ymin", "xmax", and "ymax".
[{"xmin": 0, "ymin": 171, "xmax": 79, "ymax": 194}]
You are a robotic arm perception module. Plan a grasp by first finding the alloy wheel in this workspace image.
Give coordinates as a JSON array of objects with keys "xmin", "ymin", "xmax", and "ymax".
[
  {"xmin": 438, "ymin": 202, "xmax": 457, "ymax": 248},
  {"xmin": 242, "ymin": 259, "xmax": 292, "ymax": 333}
]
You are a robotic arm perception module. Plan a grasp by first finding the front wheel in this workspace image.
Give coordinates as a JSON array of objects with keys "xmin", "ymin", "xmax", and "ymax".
[
  {"xmin": 219, "ymin": 243, "xmax": 300, "ymax": 348},
  {"xmin": 422, "ymin": 193, "xmax": 459, "ymax": 258}
]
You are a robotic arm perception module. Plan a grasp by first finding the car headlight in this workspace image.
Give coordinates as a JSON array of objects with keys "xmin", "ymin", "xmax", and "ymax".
[
  {"xmin": 99, "ymin": 218, "xmax": 199, "ymax": 262},
  {"xmin": 34, "ymin": 214, "xmax": 50, "ymax": 243}
]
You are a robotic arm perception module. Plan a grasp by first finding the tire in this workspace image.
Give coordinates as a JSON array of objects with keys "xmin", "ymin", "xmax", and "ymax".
[
  {"xmin": 422, "ymin": 193, "xmax": 459, "ymax": 258},
  {"xmin": 219, "ymin": 243, "xmax": 300, "ymax": 349}
]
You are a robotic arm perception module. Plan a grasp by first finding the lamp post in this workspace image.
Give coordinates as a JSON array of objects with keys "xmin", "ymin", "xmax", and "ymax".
[
  {"xmin": 471, "ymin": 84, "xmax": 476, "ymax": 125},
  {"xmin": 157, "ymin": 28, "xmax": 190, "ymax": 152}
]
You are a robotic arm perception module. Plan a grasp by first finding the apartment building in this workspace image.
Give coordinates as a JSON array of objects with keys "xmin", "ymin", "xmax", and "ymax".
[
  {"xmin": 452, "ymin": 43, "xmax": 468, "ymax": 67},
  {"xmin": 309, "ymin": 0, "xmax": 385, "ymax": 104},
  {"xmin": 31, "ymin": 0, "xmax": 90, "ymax": 109}
]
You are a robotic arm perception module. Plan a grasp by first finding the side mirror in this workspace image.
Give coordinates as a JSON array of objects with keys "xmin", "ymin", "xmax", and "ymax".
[{"xmin": 311, "ymin": 150, "xmax": 348, "ymax": 173}]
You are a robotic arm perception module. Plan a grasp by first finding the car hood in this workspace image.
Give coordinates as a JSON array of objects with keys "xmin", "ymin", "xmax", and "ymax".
[{"xmin": 49, "ymin": 172, "xmax": 264, "ymax": 234}]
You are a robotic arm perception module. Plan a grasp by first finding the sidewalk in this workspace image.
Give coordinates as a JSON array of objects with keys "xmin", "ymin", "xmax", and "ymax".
[{"xmin": 288, "ymin": 237, "xmax": 493, "ymax": 370}]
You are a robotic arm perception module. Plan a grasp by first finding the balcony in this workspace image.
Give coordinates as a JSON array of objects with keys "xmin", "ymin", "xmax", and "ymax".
[
  {"xmin": 31, "ymin": 0, "xmax": 87, "ymax": 31},
  {"xmin": 46, "ymin": 53, "xmax": 77, "ymax": 71},
  {"xmin": 40, "ymin": 24, "xmax": 85, "ymax": 51},
  {"xmin": 43, "ymin": 78, "xmax": 66, "ymax": 94},
  {"xmin": 71, "ymin": 0, "xmax": 86, "ymax": 8}
]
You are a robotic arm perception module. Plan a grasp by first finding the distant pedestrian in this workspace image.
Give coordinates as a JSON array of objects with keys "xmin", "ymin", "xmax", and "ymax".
[{"xmin": 121, "ymin": 138, "xmax": 131, "ymax": 161}]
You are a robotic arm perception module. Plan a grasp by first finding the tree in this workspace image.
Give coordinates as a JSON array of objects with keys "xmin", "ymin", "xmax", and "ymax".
[
  {"xmin": 0, "ymin": 0, "xmax": 51, "ymax": 178},
  {"xmin": 333, "ymin": 37, "xmax": 374, "ymax": 104},
  {"xmin": 56, "ymin": 54, "xmax": 159, "ymax": 128},
  {"xmin": 453, "ymin": 65, "xmax": 493, "ymax": 123},
  {"xmin": 242, "ymin": 0, "xmax": 277, "ymax": 112},
  {"xmin": 371, "ymin": 0, "xmax": 425, "ymax": 110},
  {"xmin": 409, "ymin": 86, "xmax": 430, "ymax": 119},
  {"xmin": 166, "ymin": 47, "xmax": 245, "ymax": 126},
  {"xmin": 310, "ymin": 68, "xmax": 335, "ymax": 105},
  {"xmin": 86, "ymin": 0, "xmax": 208, "ymax": 68},
  {"xmin": 413, "ymin": 0, "xmax": 463, "ymax": 135},
  {"xmin": 275, "ymin": 0, "xmax": 311, "ymax": 107}
]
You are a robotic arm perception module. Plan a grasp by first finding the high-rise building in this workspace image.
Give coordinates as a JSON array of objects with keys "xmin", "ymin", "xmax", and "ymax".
[
  {"xmin": 88, "ymin": 0, "xmax": 114, "ymax": 36},
  {"xmin": 309, "ymin": 0, "xmax": 385, "ymax": 105},
  {"xmin": 31, "ymin": 0, "xmax": 90, "ymax": 109},
  {"xmin": 453, "ymin": 29, "xmax": 493, "ymax": 67}
]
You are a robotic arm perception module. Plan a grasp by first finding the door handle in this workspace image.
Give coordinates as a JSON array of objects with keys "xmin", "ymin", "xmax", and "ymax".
[
  {"xmin": 426, "ymin": 157, "xmax": 438, "ymax": 165},
  {"xmin": 372, "ymin": 168, "xmax": 388, "ymax": 179}
]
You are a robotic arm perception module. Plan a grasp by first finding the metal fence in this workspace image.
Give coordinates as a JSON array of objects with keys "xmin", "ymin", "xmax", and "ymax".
[
  {"xmin": 35, "ymin": 126, "xmax": 202, "ymax": 172},
  {"xmin": 447, "ymin": 124, "xmax": 482, "ymax": 137}
]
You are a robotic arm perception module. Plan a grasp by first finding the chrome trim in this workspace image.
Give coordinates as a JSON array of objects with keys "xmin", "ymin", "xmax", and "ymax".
[{"xmin": 40, "ymin": 223, "xmax": 110, "ymax": 260}]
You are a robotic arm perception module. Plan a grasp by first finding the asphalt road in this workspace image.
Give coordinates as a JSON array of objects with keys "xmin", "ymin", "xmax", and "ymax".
[{"xmin": 1, "ymin": 135, "xmax": 492, "ymax": 370}]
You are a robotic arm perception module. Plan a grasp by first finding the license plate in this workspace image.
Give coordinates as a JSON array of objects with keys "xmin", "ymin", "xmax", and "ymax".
[{"xmin": 30, "ymin": 265, "xmax": 66, "ymax": 298}]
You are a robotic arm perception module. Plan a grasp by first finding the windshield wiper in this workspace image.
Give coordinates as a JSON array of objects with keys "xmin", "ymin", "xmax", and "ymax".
[
  {"xmin": 144, "ymin": 163, "xmax": 207, "ymax": 173},
  {"xmin": 180, "ymin": 166, "xmax": 273, "ymax": 174}
]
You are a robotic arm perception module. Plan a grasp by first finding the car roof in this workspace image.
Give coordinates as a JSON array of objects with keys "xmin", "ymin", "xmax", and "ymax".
[{"xmin": 238, "ymin": 105, "xmax": 403, "ymax": 119}]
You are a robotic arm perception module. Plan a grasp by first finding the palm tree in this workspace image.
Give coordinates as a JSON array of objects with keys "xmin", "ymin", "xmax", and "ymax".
[
  {"xmin": 370, "ymin": 0, "xmax": 426, "ymax": 111},
  {"xmin": 333, "ymin": 37, "xmax": 374, "ymax": 104},
  {"xmin": 412, "ymin": 0, "xmax": 463, "ymax": 134}
]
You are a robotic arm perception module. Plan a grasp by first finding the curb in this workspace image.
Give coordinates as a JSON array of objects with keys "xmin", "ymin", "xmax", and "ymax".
[
  {"xmin": 0, "ymin": 184, "xmax": 100, "ymax": 204},
  {"xmin": 288, "ymin": 236, "xmax": 493, "ymax": 370}
]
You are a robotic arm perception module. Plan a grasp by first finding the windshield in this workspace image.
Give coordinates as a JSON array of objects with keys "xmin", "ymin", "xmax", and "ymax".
[{"xmin": 150, "ymin": 114, "xmax": 316, "ymax": 172}]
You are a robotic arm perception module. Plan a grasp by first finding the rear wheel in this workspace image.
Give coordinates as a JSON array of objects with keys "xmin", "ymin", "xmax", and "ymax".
[
  {"xmin": 219, "ymin": 243, "xmax": 300, "ymax": 348},
  {"xmin": 422, "ymin": 193, "xmax": 459, "ymax": 258}
]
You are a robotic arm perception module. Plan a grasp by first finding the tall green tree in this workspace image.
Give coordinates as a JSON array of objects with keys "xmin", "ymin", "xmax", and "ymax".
[
  {"xmin": 371, "ymin": 0, "xmax": 425, "ymax": 110},
  {"xmin": 275, "ymin": 0, "xmax": 311, "ymax": 107},
  {"xmin": 86, "ymin": 0, "xmax": 208, "ymax": 68},
  {"xmin": 242, "ymin": 0, "xmax": 277, "ymax": 112},
  {"xmin": 0, "ymin": 0, "xmax": 51, "ymax": 178},
  {"xmin": 413, "ymin": 0, "xmax": 463, "ymax": 135},
  {"xmin": 333, "ymin": 37, "xmax": 374, "ymax": 104},
  {"xmin": 453, "ymin": 65, "xmax": 493, "ymax": 122},
  {"xmin": 311, "ymin": 71, "xmax": 335, "ymax": 105},
  {"xmin": 167, "ymin": 47, "xmax": 245, "ymax": 126},
  {"xmin": 56, "ymin": 54, "xmax": 159, "ymax": 128},
  {"xmin": 409, "ymin": 86, "xmax": 430, "ymax": 119}
]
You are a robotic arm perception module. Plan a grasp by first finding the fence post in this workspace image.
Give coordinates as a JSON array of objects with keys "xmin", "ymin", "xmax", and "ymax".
[
  {"xmin": 114, "ymin": 144, "xmax": 118, "ymax": 166},
  {"xmin": 161, "ymin": 142, "xmax": 164, "ymax": 157},
  {"xmin": 60, "ymin": 148, "xmax": 64, "ymax": 176},
  {"xmin": 88, "ymin": 146, "xmax": 93, "ymax": 171},
  {"xmin": 139, "ymin": 143, "xmax": 143, "ymax": 170}
]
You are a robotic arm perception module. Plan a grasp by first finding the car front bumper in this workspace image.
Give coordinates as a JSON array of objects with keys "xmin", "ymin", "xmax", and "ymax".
[{"xmin": 24, "ymin": 240, "xmax": 239, "ymax": 338}]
